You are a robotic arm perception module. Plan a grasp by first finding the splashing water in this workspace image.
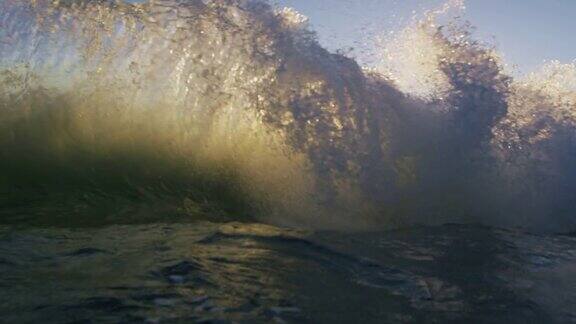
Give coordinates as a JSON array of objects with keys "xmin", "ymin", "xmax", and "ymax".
[{"xmin": 0, "ymin": 0, "xmax": 575, "ymax": 233}]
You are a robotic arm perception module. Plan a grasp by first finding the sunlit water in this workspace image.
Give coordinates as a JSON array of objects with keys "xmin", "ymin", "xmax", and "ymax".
[{"xmin": 1, "ymin": 0, "xmax": 576, "ymax": 322}]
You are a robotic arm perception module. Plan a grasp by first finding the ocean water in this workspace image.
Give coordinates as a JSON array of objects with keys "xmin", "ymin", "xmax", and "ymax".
[
  {"xmin": 1, "ymin": 0, "xmax": 576, "ymax": 322},
  {"xmin": 2, "ymin": 223, "xmax": 576, "ymax": 323}
]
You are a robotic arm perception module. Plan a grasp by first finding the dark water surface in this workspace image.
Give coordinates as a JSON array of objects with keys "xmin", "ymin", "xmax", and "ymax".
[{"xmin": 1, "ymin": 222, "xmax": 575, "ymax": 323}]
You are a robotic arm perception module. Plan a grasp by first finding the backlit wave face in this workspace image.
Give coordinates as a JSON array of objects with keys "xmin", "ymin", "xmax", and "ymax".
[{"xmin": 0, "ymin": 0, "xmax": 575, "ymax": 232}]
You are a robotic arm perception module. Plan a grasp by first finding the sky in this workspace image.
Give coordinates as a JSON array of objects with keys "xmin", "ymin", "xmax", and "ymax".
[{"xmin": 274, "ymin": 0, "xmax": 576, "ymax": 74}]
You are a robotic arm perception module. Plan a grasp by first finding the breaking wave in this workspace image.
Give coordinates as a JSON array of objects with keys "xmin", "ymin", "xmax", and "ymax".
[{"xmin": 1, "ymin": 0, "xmax": 575, "ymax": 232}]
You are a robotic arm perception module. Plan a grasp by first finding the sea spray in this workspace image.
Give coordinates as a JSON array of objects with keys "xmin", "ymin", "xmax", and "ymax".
[{"xmin": 0, "ymin": 0, "xmax": 575, "ymax": 232}]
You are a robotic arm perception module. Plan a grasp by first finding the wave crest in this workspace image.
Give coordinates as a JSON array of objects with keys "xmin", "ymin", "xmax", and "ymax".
[{"xmin": 1, "ymin": 0, "xmax": 575, "ymax": 232}]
